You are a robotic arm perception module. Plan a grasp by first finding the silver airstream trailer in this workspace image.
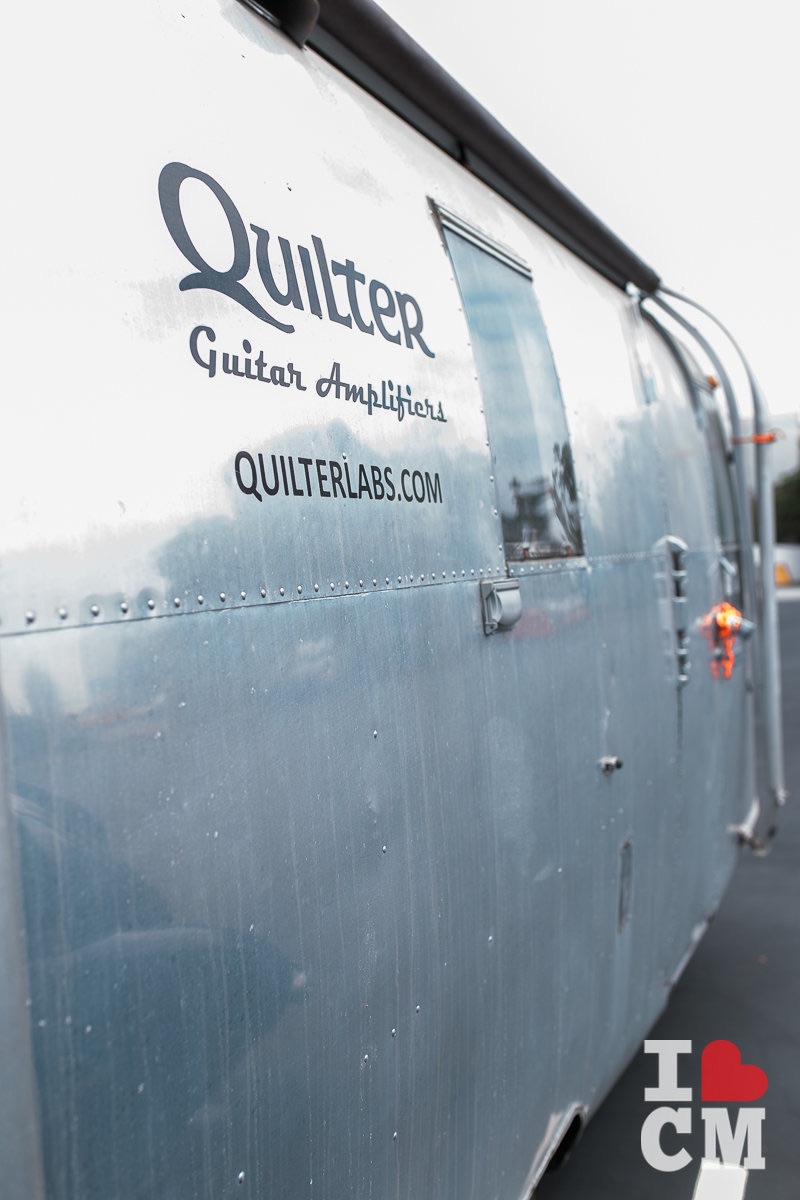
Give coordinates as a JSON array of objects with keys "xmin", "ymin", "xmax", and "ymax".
[{"xmin": 0, "ymin": 1, "xmax": 785, "ymax": 1197}]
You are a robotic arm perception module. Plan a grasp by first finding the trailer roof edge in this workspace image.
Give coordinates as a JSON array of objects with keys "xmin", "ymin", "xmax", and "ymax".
[{"xmin": 307, "ymin": 0, "xmax": 660, "ymax": 294}]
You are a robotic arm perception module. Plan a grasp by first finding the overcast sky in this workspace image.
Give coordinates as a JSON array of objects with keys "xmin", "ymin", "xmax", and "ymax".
[{"xmin": 375, "ymin": 0, "xmax": 800, "ymax": 424}]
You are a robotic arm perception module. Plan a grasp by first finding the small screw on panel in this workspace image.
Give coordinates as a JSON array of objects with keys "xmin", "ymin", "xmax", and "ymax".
[{"xmin": 599, "ymin": 756, "xmax": 623, "ymax": 775}]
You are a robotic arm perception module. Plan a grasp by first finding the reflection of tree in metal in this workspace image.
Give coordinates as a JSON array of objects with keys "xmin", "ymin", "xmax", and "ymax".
[{"xmin": 551, "ymin": 441, "xmax": 583, "ymax": 554}]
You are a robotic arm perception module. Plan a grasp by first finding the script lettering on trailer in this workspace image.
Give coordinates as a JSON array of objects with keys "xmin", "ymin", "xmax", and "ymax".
[
  {"xmin": 159, "ymin": 162, "xmax": 435, "ymax": 356},
  {"xmin": 185, "ymin": 327, "xmax": 447, "ymax": 427}
]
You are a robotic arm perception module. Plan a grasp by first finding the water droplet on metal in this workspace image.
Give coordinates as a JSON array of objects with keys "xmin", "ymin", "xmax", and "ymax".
[
  {"xmin": 373, "ymin": 730, "xmax": 378, "ymax": 739},
  {"xmin": 297, "ymin": 585, "xmax": 303, "ymax": 595},
  {"xmin": 147, "ymin": 598, "xmax": 156, "ymax": 610},
  {"xmin": 58, "ymin": 607, "xmax": 68, "ymax": 620},
  {"xmin": 241, "ymin": 591, "xmax": 247, "ymax": 600},
  {"xmin": 237, "ymin": 1171, "xmax": 245, "ymax": 1185},
  {"xmin": 415, "ymin": 1005, "xmax": 420, "ymax": 1013},
  {"xmin": 391, "ymin": 1028, "xmax": 396, "ymax": 1037},
  {"xmin": 314, "ymin": 583, "xmax": 319, "ymax": 593},
  {"xmin": 90, "ymin": 605, "xmax": 100, "ymax": 617},
  {"xmin": 120, "ymin": 601, "xmax": 129, "ymax": 614},
  {"xmin": 24, "ymin": 611, "xmax": 36, "ymax": 625},
  {"xmin": 260, "ymin": 587, "xmax": 267, "ymax": 598},
  {"xmin": 382, "ymin": 845, "xmax": 387, "ymax": 854},
  {"xmin": 173, "ymin": 597, "xmax": 181, "ymax": 608},
  {"xmin": 219, "ymin": 592, "xmax": 227, "ymax": 603}
]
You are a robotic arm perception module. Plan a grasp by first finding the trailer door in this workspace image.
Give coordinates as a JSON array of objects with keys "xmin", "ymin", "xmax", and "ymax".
[{"xmin": 637, "ymin": 319, "xmax": 753, "ymax": 968}]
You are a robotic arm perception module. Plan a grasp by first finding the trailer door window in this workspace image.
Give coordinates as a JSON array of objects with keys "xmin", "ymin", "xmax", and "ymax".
[{"xmin": 439, "ymin": 212, "xmax": 582, "ymax": 565}]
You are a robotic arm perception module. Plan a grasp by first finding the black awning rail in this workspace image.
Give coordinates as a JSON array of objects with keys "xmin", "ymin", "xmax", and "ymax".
[{"xmin": 300, "ymin": 0, "xmax": 660, "ymax": 293}]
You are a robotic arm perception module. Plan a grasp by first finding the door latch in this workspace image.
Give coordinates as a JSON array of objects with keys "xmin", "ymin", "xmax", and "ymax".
[
  {"xmin": 665, "ymin": 536, "xmax": 690, "ymax": 687},
  {"xmin": 480, "ymin": 579, "xmax": 522, "ymax": 635}
]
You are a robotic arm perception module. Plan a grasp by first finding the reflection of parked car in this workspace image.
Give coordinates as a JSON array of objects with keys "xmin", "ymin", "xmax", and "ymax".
[
  {"xmin": 511, "ymin": 541, "xmax": 576, "ymax": 562},
  {"xmin": 14, "ymin": 782, "xmax": 307, "ymax": 1199},
  {"xmin": 773, "ymin": 544, "xmax": 800, "ymax": 585}
]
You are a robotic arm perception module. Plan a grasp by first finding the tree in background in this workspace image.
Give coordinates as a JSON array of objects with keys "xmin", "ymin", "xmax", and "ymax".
[{"xmin": 775, "ymin": 467, "xmax": 800, "ymax": 543}]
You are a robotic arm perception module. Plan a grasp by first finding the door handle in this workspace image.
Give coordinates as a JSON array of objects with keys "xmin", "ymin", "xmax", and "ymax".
[
  {"xmin": 480, "ymin": 579, "xmax": 522, "ymax": 635},
  {"xmin": 665, "ymin": 536, "xmax": 690, "ymax": 687}
]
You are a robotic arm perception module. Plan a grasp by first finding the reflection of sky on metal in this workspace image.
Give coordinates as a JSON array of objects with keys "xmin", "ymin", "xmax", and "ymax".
[
  {"xmin": 444, "ymin": 230, "xmax": 580, "ymax": 554},
  {"xmin": 375, "ymin": 0, "xmax": 800, "ymax": 419},
  {"xmin": 2, "ymin": 0, "xmax": 502, "ymax": 631}
]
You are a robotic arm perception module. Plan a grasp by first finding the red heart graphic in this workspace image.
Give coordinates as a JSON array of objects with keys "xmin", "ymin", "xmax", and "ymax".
[{"xmin": 701, "ymin": 1040, "xmax": 768, "ymax": 1102}]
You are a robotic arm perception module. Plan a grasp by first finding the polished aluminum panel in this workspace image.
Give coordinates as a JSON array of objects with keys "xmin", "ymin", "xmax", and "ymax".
[
  {"xmin": 0, "ymin": 1, "xmax": 756, "ymax": 1197},
  {"xmin": 6, "ymin": 575, "xmax": 602, "ymax": 1199},
  {"xmin": 0, "ymin": 721, "xmax": 46, "ymax": 1200},
  {"xmin": 528, "ymin": 268, "xmax": 670, "ymax": 560},
  {"xmin": 0, "ymin": 0, "xmax": 501, "ymax": 638}
]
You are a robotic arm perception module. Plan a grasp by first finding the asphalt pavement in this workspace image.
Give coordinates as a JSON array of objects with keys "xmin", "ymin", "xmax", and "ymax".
[{"xmin": 537, "ymin": 594, "xmax": 800, "ymax": 1199}]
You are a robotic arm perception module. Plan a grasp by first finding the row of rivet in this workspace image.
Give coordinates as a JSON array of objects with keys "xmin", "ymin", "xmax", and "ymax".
[{"xmin": 17, "ymin": 568, "xmax": 496, "ymax": 629}]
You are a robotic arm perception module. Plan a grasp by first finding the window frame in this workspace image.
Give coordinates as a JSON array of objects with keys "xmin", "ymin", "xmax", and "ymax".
[{"xmin": 432, "ymin": 202, "xmax": 585, "ymax": 574}]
